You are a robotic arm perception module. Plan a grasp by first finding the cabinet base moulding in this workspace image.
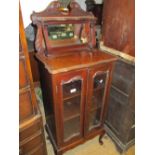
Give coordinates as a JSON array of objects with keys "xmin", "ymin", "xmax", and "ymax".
[{"xmin": 45, "ymin": 124, "xmax": 106, "ymax": 155}]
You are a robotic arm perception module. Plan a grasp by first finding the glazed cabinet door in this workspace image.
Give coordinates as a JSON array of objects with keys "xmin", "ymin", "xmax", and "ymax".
[
  {"xmin": 54, "ymin": 70, "xmax": 87, "ymax": 145},
  {"xmin": 85, "ymin": 64, "xmax": 112, "ymax": 136}
]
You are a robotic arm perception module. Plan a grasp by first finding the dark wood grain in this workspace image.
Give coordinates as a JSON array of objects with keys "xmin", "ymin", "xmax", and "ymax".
[
  {"xmin": 29, "ymin": 51, "xmax": 40, "ymax": 84},
  {"xmin": 19, "ymin": 4, "xmax": 47, "ymax": 155},
  {"xmin": 105, "ymin": 59, "xmax": 135, "ymax": 152},
  {"xmin": 102, "ymin": 0, "xmax": 135, "ymax": 57}
]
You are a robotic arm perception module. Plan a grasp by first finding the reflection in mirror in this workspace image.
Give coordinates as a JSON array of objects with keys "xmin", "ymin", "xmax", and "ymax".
[
  {"xmin": 48, "ymin": 24, "xmax": 74, "ymax": 40},
  {"xmin": 47, "ymin": 23, "xmax": 88, "ymax": 47}
]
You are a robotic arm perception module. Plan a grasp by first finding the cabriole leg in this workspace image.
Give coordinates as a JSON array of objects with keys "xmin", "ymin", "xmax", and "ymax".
[{"xmin": 99, "ymin": 132, "xmax": 104, "ymax": 145}]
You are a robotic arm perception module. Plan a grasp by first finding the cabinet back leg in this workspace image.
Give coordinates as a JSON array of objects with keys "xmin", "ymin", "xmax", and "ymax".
[{"xmin": 56, "ymin": 150, "xmax": 63, "ymax": 155}]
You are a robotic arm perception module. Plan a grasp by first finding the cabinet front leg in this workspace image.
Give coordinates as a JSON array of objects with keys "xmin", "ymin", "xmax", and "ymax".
[{"xmin": 99, "ymin": 131, "xmax": 105, "ymax": 145}]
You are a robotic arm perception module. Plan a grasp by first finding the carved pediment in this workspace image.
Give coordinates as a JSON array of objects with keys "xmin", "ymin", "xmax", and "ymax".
[{"xmin": 31, "ymin": 0, "xmax": 95, "ymax": 24}]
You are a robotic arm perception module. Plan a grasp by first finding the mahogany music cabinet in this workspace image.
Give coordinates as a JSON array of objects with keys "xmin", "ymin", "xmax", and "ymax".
[{"xmin": 31, "ymin": 1, "xmax": 117, "ymax": 155}]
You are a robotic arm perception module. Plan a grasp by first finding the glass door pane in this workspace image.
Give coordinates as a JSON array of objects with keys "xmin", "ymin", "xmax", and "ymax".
[
  {"xmin": 89, "ymin": 72, "xmax": 108, "ymax": 131},
  {"xmin": 62, "ymin": 79, "xmax": 82, "ymax": 142}
]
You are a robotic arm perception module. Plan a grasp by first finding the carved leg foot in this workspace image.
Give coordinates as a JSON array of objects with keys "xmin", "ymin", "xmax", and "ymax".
[
  {"xmin": 56, "ymin": 150, "xmax": 63, "ymax": 155},
  {"xmin": 99, "ymin": 132, "xmax": 104, "ymax": 145}
]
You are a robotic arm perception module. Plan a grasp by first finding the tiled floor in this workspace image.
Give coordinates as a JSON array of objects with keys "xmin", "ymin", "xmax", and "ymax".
[{"xmin": 35, "ymin": 87, "xmax": 135, "ymax": 155}]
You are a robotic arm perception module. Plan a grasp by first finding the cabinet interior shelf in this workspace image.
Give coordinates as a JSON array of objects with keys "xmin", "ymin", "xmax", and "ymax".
[
  {"xmin": 89, "ymin": 108, "xmax": 102, "ymax": 130},
  {"xmin": 64, "ymin": 113, "xmax": 80, "ymax": 122},
  {"xmin": 63, "ymin": 96, "xmax": 81, "ymax": 122},
  {"xmin": 90, "ymin": 106, "xmax": 101, "ymax": 113},
  {"xmin": 64, "ymin": 116, "xmax": 80, "ymax": 141},
  {"xmin": 93, "ymin": 85, "xmax": 105, "ymax": 92},
  {"xmin": 63, "ymin": 92, "xmax": 81, "ymax": 101}
]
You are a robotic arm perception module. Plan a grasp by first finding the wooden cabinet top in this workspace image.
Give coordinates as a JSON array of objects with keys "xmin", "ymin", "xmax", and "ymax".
[{"xmin": 36, "ymin": 50, "xmax": 117, "ymax": 74}]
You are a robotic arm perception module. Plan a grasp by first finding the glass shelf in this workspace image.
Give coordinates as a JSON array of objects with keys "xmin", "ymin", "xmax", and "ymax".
[
  {"xmin": 63, "ymin": 92, "xmax": 81, "ymax": 101},
  {"xmin": 64, "ymin": 116, "xmax": 80, "ymax": 142},
  {"xmin": 90, "ymin": 104, "xmax": 101, "ymax": 113},
  {"xmin": 62, "ymin": 78, "xmax": 82, "ymax": 141},
  {"xmin": 93, "ymin": 84, "xmax": 105, "ymax": 92},
  {"xmin": 90, "ymin": 90, "xmax": 104, "ymax": 111},
  {"xmin": 88, "ymin": 72, "xmax": 107, "ymax": 131},
  {"xmin": 89, "ymin": 109, "xmax": 101, "ymax": 130},
  {"xmin": 63, "ymin": 96, "xmax": 81, "ymax": 122}
]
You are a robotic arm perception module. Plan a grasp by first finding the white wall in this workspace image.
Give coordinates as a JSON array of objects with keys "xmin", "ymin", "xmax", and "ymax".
[
  {"xmin": 75, "ymin": 0, "xmax": 86, "ymax": 10},
  {"xmin": 20, "ymin": 0, "xmax": 86, "ymax": 28}
]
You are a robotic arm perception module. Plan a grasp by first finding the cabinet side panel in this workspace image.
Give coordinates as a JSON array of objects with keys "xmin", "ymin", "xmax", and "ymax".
[{"xmin": 38, "ymin": 62, "xmax": 57, "ymax": 142}]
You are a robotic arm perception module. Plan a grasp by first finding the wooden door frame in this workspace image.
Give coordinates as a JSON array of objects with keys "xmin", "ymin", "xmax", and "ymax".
[
  {"xmin": 84, "ymin": 63, "xmax": 114, "ymax": 137},
  {"xmin": 53, "ymin": 69, "xmax": 87, "ymax": 147}
]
